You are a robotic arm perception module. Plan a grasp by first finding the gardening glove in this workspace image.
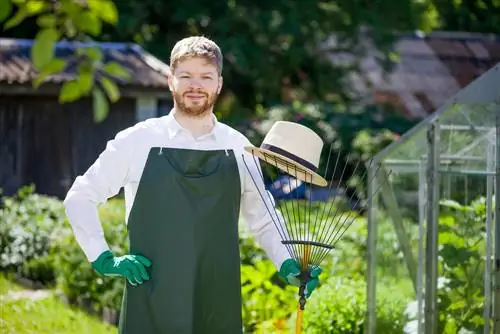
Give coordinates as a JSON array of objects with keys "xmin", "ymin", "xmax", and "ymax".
[
  {"xmin": 278, "ymin": 258, "xmax": 321, "ymax": 298},
  {"xmin": 91, "ymin": 250, "xmax": 152, "ymax": 286}
]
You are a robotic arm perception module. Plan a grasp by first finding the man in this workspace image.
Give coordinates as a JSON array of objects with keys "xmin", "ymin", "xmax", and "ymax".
[{"xmin": 63, "ymin": 36, "xmax": 321, "ymax": 334}]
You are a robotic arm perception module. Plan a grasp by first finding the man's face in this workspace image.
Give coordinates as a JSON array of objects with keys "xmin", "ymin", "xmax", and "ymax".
[{"xmin": 168, "ymin": 56, "xmax": 222, "ymax": 117}]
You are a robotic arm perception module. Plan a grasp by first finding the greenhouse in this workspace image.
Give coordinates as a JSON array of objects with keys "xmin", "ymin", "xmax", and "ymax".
[{"xmin": 365, "ymin": 63, "xmax": 499, "ymax": 334}]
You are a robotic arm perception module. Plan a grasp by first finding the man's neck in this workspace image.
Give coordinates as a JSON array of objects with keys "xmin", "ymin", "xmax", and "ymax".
[{"xmin": 173, "ymin": 109, "xmax": 215, "ymax": 138}]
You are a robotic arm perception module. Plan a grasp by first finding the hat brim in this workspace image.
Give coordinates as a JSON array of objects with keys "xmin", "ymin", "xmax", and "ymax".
[{"xmin": 244, "ymin": 146, "xmax": 328, "ymax": 187}]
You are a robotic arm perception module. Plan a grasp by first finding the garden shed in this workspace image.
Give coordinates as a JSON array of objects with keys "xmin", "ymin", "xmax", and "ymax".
[
  {"xmin": 0, "ymin": 38, "xmax": 173, "ymax": 198},
  {"xmin": 365, "ymin": 62, "xmax": 500, "ymax": 334}
]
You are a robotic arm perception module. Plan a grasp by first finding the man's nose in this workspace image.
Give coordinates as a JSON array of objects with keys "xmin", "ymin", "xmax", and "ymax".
[{"xmin": 188, "ymin": 78, "xmax": 204, "ymax": 89}]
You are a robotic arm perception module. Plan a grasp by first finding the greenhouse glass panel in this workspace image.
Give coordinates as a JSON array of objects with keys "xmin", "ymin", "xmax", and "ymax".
[{"xmin": 365, "ymin": 63, "xmax": 499, "ymax": 334}]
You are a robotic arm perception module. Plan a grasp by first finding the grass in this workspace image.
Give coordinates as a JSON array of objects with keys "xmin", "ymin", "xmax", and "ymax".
[{"xmin": 0, "ymin": 274, "xmax": 117, "ymax": 334}]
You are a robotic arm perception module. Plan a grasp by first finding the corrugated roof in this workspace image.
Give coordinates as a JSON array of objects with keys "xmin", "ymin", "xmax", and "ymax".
[
  {"xmin": 331, "ymin": 31, "xmax": 500, "ymax": 119},
  {"xmin": 0, "ymin": 38, "xmax": 170, "ymax": 88}
]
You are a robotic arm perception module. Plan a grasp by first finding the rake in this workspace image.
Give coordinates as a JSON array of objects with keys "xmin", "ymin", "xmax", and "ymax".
[{"xmin": 242, "ymin": 144, "xmax": 387, "ymax": 334}]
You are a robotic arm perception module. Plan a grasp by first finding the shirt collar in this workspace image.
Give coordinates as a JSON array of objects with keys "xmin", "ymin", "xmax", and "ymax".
[{"xmin": 163, "ymin": 109, "xmax": 221, "ymax": 140}]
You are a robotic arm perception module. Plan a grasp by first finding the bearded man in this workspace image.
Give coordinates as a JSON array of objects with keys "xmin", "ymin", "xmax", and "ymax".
[{"xmin": 63, "ymin": 36, "xmax": 320, "ymax": 334}]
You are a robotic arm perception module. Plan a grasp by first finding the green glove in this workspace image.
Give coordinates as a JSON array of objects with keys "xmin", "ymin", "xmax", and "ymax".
[
  {"xmin": 278, "ymin": 258, "xmax": 321, "ymax": 298},
  {"xmin": 91, "ymin": 250, "xmax": 152, "ymax": 286}
]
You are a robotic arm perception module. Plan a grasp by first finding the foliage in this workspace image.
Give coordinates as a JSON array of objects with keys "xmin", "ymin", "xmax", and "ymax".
[
  {"xmin": 52, "ymin": 197, "xmax": 128, "ymax": 314},
  {"xmin": 101, "ymin": 0, "xmax": 430, "ymax": 121},
  {"xmin": 240, "ymin": 258, "xmax": 297, "ymax": 333},
  {"xmin": 437, "ymin": 197, "xmax": 491, "ymax": 333},
  {"xmin": 4, "ymin": 185, "xmax": 487, "ymax": 333},
  {"xmin": 0, "ymin": 184, "xmax": 66, "ymax": 285},
  {"xmin": 0, "ymin": 0, "xmax": 131, "ymax": 122},
  {"xmin": 425, "ymin": 0, "xmax": 500, "ymax": 33},
  {"xmin": 1, "ymin": 0, "xmax": 434, "ymax": 124},
  {"xmin": 288, "ymin": 274, "xmax": 407, "ymax": 333},
  {"xmin": 404, "ymin": 196, "xmax": 492, "ymax": 333}
]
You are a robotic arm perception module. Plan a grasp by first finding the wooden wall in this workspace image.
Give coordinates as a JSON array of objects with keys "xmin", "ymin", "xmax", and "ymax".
[{"xmin": 0, "ymin": 95, "xmax": 137, "ymax": 198}]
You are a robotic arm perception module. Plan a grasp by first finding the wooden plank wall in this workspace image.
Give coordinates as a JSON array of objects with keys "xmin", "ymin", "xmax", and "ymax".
[{"xmin": 0, "ymin": 95, "xmax": 137, "ymax": 198}]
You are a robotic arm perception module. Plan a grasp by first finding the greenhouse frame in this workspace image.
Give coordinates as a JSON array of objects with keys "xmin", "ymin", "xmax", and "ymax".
[{"xmin": 365, "ymin": 63, "xmax": 500, "ymax": 334}]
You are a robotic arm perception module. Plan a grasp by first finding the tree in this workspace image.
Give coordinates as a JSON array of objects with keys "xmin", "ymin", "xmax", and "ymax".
[
  {"xmin": 1, "ymin": 0, "xmax": 432, "ymax": 123},
  {"xmin": 0, "ymin": 0, "xmax": 131, "ymax": 122},
  {"xmin": 427, "ymin": 0, "xmax": 500, "ymax": 33},
  {"xmin": 101, "ymin": 0, "xmax": 431, "ymax": 121}
]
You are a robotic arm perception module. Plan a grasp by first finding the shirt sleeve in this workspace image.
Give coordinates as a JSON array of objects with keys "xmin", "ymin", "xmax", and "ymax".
[
  {"xmin": 239, "ymin": 142, "xmax": 291, "ymax": 270},
  {"xmin": 63, "ymin": 130, "xmax": 135, "ymax": 262}
]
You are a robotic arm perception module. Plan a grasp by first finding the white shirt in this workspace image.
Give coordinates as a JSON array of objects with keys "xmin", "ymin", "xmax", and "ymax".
[{"xmin": 63, "ymin": 111, "xmax": 290, "ymax": 270}]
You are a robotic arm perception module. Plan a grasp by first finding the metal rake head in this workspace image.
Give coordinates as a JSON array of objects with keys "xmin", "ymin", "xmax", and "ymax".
[{"xmin": 242, "ymin": 144, "xmax": 388, "ymax": 272}]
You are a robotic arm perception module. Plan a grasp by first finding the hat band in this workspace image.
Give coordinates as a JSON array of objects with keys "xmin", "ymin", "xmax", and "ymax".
[{"xmin": 261, "ymin": 144, "xmax": 317, "ymax": 172}]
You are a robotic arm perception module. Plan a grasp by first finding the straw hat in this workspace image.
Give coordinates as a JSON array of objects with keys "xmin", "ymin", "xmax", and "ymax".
[{"xmin": 245, "ymin": 121, "xmax": 328, "ymax": 187}]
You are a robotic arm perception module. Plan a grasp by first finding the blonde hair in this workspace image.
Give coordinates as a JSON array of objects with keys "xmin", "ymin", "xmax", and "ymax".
[{"xmin": 170, "ymin": 36, "xmax": 223, "ymax": 75}]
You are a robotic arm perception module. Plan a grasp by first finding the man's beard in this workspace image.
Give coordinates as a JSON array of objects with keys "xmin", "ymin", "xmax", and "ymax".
[{"xmin": 172, "ymin": 90, "xmax": 218, "ymax": 117}]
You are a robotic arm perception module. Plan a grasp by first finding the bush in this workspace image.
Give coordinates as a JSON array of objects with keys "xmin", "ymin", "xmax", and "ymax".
[
  {"xmin": 289, "ymin": 274, "xmax": 407, "ymax": 333},
  {"xmin": 241, "ymin": 258, "xmax": 298, "ymax": 333},
  {"xmin": 52, "ymin": 197, "xmax": 128, "ymax": 316},
  {"xmin": 0, "ymin": 185, "xmax": 67, "ymax": 286}
]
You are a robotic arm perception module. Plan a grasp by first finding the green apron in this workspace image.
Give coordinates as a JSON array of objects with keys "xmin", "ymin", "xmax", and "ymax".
[{"xmin": 119, "ymin": 147, "xmax": 243, "ymax": 334}]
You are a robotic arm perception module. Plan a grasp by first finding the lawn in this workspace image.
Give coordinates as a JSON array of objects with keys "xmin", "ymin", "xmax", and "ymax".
[{"xmin": 0, "ymin": 274, "xmax": 117, "ymax": 334}]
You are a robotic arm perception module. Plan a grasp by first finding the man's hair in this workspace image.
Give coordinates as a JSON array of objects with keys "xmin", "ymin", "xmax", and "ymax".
[{"xmin": 170, "ymin": 36, "xmax": 223, "ymax": 75}]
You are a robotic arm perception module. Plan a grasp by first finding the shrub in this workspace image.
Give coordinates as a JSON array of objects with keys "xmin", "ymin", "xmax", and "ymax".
[
  {"xmin": 289, "ymin": 274, "xmax": 408, "ymax": 333},
  {"xmin": 241, "ymin": 258, "xmax": 298, "ymax": 333},
  {"xmin": 0, "ymin": 185, "xmax": 67, "ymax": 285},
  {"xmin": 52, "ymin": 197, "xmax": 129, "ymax": 316}
]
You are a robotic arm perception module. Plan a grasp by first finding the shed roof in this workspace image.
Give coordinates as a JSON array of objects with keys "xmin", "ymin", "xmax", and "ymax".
[
  {"xmin": 0, "ymin": 38, "xmax": 170, "ymax": 90},
  {"xmin": 327, "ymin": 31, "xmax": 500, "ymax": 119}
]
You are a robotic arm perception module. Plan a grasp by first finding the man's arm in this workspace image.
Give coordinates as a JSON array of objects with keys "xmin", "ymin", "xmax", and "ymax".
[
  {"xmin": 240, "ymin": 146, "xmax": 291, "ymax": 270},
  {"xmin": 63, "ymin": 130, "xmax": 134, "ymax": 263}
]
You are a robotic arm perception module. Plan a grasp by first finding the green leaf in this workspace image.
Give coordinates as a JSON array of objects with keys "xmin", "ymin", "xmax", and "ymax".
[
  {"xmin": 102, "ymin": 61, "xmax": 131, "ymax": 80},
  {"xmin": 26, "ymin": 0, "xmax": 47, "ymax": 15},
  {"xmin": 88, "ymin": 0, "xmax": 118, "ymax": 25},
  {"xmin": 439, "ymin": 231, "xmax": 464, "ymax": 248},
  {"xmin": 59, "ymin": 81, "xmax": 82, "ymax": 103},
  {"xmin": 93, "ymin": 87, "xmax": 109, "ymax": 123},
  {"xmin": 99, "ymin": 77, "xmax": 120, "ymax": 103},
  {"xmin": 76, "ymin": 72, "xmax": 94, "ymax": 95},
  {"xmin": 3, "ymin": 6, "xmax": 27, "ymax": 29},
  {"xmin": 448, "ymin": 299, "xmax": 466, "ymax": 310},
  {"xmin": 31, "ymin": 28, "xmax": 59, "ymax": 70},
  {"xmin": 37, "ymin": 13, "xmax": 57, "ymax": 27},
  {"xmin": 32, "ymin": 58, "xmax": 67, "ymax": 88},
  {"xmin": 440, "ymin": 199, "xmax": 472, "ymax": 212},
  {"xmin": 85, "ymin": 46, "xmax": 103, "ymax": 63},
  {"xmin": 59, "ymin": 0, "xmax": 81, "ymax": 16},
  {"xmin": 41, "ymin": 58, "xmax": 67, "ymax": 73},
  {"xmin": 74, "ymin": 11, "xmax": 102, "ymax": 36},
  {"xmin": 0, "ymin": 0, "xmax": 13, "ymax": 23}
]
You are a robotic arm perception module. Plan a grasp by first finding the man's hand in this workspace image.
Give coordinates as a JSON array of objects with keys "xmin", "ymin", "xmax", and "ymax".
[
  {"xmin": 91, "ymin": 250, "xmax": 152, "ymax": 286},
  {"xmin": 278, "ymin": 258, "xmax": 321, "ymax": 298}
]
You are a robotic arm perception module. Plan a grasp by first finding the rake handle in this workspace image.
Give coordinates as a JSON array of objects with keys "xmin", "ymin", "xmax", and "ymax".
[
  {"xmin": 295, "ymin": 235, "xmax": 312, "ymax": 334},
  {"xmin": 295, "ymin": 272, "xmax": 309, "ymax": 334}
]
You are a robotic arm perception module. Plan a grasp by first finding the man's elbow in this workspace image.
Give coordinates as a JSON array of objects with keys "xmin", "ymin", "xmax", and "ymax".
[{"xmin": 62, "ymin": 182, "xmax": 96, "ymax": 213}]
